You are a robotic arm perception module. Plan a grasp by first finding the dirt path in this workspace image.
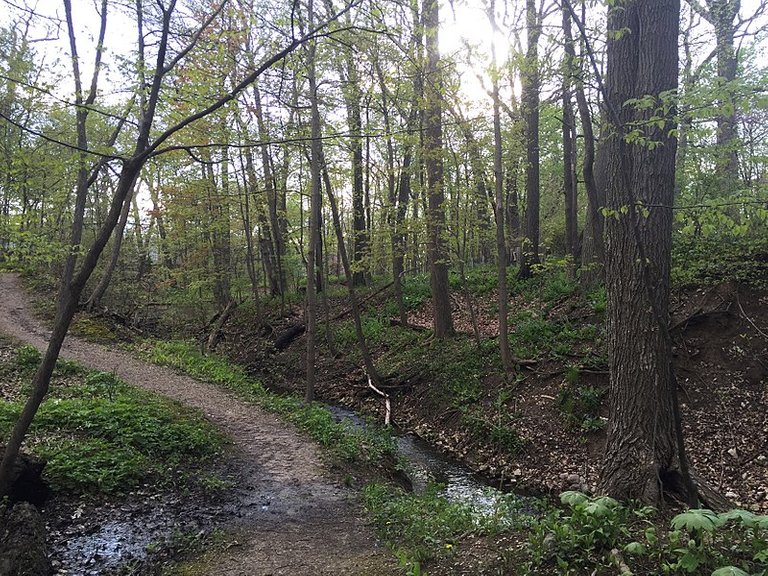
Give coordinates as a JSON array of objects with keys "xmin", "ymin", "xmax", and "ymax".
[{"xmin": 0, "ymin": 273, "xmax": 398, "ymax": 575}]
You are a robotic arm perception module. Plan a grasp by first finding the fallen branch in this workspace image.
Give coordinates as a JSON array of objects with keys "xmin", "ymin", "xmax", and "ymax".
[
  {"xmin": 669, "ymin": 309, "xmax": 731, "ymax": 333},
  {"xmin": 691, "ymin": 470, "xmax": 734, "ymax": 512},
  {"xmin": 331, "ymin": 280, "xmax": 395, "ymax": 321},
  {"xmin": 273, "ymin": 322, "xmax": 306, "ymax": 351},
  {"xmin": 736, "ymin": 290, "xmax": 768, "ymax": 340},
  {"xmin": 368, "ymin": 376, "xmax": 391, "ymax": 426},
  {"xmin": 271, "ymin": 282, "xmax": 396, "ymax": 352},
  {"xmin": 206, "ymin": 299, "xmax": 237, "ymax": 353}
]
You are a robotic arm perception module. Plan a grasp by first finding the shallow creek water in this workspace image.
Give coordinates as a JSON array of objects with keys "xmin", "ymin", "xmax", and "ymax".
[
  {"xmin": 327, "ymin": 405, "xmax": 528, "ymax": 517},
  {"xmin": 49, "ymin": 404, "xmax": 525, "ymax": 574}
]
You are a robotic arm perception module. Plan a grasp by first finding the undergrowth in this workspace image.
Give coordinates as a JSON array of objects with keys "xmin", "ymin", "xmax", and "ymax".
[
  {"xmin": 363, "ymin": 482, "xmax": 538, "ymax": 574},
  {"xmin": 144, "ymin": 340, "xmax": 397, "ymax": 465},
  {"xmin": 364, "ymin": 485, "xmax": 768, "ymax": 576},
  {"xmin": 0, "ymin": 345, "xmax": 226, "ymax": 494},
  {"xmin": 524, "ymin": 492, "xmax": 768, "ymax": 575}
]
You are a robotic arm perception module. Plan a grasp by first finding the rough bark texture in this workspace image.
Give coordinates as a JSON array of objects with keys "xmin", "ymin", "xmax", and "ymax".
[
  {"xmin": 423, "ymin": 0, "xmax": 453, "ymax": 338},
  {"xmin": 706, "ymin": 0, "xmax": 740, "ymax": 189},
  {"xmin": 562, "ymin": 6, "xmax": 578, "ymax": 264},
  {"xmin": 490, "ymin": 1, "xmax": 513, "ymax": 372},
  {"xmin": 0, "ymin": 502, "xmax": 51, "ymax": 576},
  {"xmin": 518, "ymin": 0, "xmax": 541, "ymax": 278},
  {"xmin": 600, "ymin": 0, "xmax": 692, "ymax": 504}
]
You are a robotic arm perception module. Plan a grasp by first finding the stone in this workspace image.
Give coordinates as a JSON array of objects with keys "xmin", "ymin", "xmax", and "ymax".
[{"xmin": 566, "ymin": 473, "xmax": 581, "ymax": 486}]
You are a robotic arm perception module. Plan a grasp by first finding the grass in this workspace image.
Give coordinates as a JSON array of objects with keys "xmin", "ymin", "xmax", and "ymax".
[
  {"xmin": 363, "ymin": 482, "xmax": 539, "ymax": 573},
  {"xmin": 144, "ymin": 340, "xmax": 397, "ymax": 465},
  {"xmin": 0, "ymin": 345, "xmax": 226, "ymax": 494}
]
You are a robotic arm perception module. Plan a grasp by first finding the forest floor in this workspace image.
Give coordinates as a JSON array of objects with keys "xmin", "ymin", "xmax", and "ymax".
[
  {"xmin": 223, "ymin": 277, "xmax": 768, "ymax": 515},
  {"xmin": 0, "ymin": 272, "xmax": 399, "ymax": 575},
  {"xmin": 196, "ymin": 271, "xmax": 767, "ymax": 574}
]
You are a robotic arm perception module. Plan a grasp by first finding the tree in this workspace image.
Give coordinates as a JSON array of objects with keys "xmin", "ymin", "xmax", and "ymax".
[
  {"xmin": 599, "ymin": 0, "xmax": 696, "ymax": 504},
  {"xmin": 0, "ymin": 0, "xmax": 359, "ymax": 497},
  {"xmin": 488, "ymin": 0, "xmax": 514, "ymax": 372},
  {"xmin": 518, "ymin": 0, "xmax": 542, "ymax": 278},
  {"xmin": 561, "ymin": 3, "xmax": 578, "ymax": 266},
  {"xmin": 423, "ymin": 0, "xmax": 453, "ymax": 338}
]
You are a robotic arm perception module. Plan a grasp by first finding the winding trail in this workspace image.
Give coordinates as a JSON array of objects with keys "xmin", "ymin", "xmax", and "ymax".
[{"xmin": 0, "ymin": 273, "xmax": 398, "ymax": 575}]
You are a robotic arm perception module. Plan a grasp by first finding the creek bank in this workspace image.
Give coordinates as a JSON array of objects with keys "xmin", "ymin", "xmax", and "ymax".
[
  {"xmin": 327, "ymin": 404, "xmax": 542, "ymax": 527},
  {"xmin": 222, "ymin": 281, "xmax": 768, "ymax": 513}
]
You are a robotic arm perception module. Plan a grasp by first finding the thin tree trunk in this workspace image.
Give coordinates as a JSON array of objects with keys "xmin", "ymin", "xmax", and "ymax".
[
  {"xmin": 489, "ymin": 0, "xmax": 514, "ymax": 372},
  {"xmin": 304, "ymin": 8, "xmax": 321, "ymax": 402},
  {"xmin": 86, "ymin": 181, "xmax": 136, "ymax": 311},
  {"xmin": 320, "ymin": 147, "xmax": 383, "ymax": 387}
]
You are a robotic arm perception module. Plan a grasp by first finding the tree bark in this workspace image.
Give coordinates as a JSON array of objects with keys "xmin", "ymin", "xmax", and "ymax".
[
  {"xmin": 562, "ymin": 5, "xmax": 579, "ymax": 265},
  {"xmin": 85, "ymin": 181, "xmax": 136, "ymax": 311},
  {"xmin": 423, "ymin": 0, "xmax": 453, "ymax": 338},
  {"xmin": 304, "ymin": 5, "xmax": 321, "ymax": 402},
  {"xmin": 600, "ymin": 0, "xmax": 696, "ymax": 505},
  {"xmin": 489, "ymin": 0, "xmax": 514, "ymax": 372},
  {"xmin": 518, "ymin": 0, "xmax": 542, "ymax": 278}
]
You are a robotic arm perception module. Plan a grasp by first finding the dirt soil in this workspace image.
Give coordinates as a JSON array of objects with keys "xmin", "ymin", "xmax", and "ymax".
[
  {"xmin": 0, "ymin": 273, "xmax": 399, "ymax": 575},
  {"xmin": 242, "ymin": 281, "xmax": 768, "ymax": 515}
]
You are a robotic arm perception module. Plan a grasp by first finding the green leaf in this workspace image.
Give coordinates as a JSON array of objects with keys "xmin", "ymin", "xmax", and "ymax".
[
  {"xmin": 624, "ymin": 541, "xmax": 646, "ymax": 555},
  {"xmin": 671, "ymin": 509, "xmax": 723, "ymax": 533},
  {"xmin": 711, "ymin": 567, "xmax": 749, "ymax": 576},
  {"xmin": 560, "ymin": 491, "xmax": 588, "ymax": 507},
  {"xmin": 718, "ymin": 509, "xmax": 757, "ymax": 526}
]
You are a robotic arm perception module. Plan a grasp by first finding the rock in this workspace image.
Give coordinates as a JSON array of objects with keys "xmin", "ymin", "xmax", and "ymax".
[
  {"xmin": 0, "ymin": 502, "xmax": 52, "ymax": 576},
  {"xmin": 513, "ymin": 468, "xmax": 522, "ymax": 477},
  {"xmin": 567, "ymin": 473, "xmax": 581, "ymax": 485},
  {"xmin": 727, "ymin": 448, "xmax": 738, "ymax": 459},
  {"xmin": 725, "ymin": 491, "xmax": 739, "ymax": 499}
]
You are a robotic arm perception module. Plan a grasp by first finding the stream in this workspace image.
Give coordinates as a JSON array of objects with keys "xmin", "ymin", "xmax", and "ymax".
[
  {"xmin": 47, "ymin": 403, "xmax": 528, "ymax": 574},
  {"xmin": 327, "ymin": 405, "xmax": 531, "ymax": 518}
]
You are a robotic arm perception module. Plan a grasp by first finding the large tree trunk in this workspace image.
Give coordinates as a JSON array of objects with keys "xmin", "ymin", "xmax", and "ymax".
[
  {"xmin": 600, "ymin": 0, "xmax": 695, "ymax": 505},
  {"xmin": 423, "ymin": 0, "xmax": 453, "ymax": 338},
  {"xmin": 706, "ymin": 0, "xmax": 740, "ymax": 192},
  {"xmin": 518, "ymin": 0, "xmax": 541, "ymax": 278}
]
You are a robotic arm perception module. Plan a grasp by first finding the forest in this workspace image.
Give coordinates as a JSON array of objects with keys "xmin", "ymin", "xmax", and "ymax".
[{"xmin": 0, "ymin": 0, "xmax": 767, "ymax": 574}]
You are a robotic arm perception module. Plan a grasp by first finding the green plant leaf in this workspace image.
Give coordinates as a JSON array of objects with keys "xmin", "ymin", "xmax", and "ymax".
[
  {"xmin": 671, "ymin": 509, "xmax": 723, "ymax": 533},
  {"xmin": 560, "ymin": 491, "xmax": 588, "ymax": 507},
  {"xmin": 624, "ymin": 541, "xmax": 646, "ymax": 555},
  {"xmin": 711, "ymin": 567, "xmax": 750, "ymax": 576}
]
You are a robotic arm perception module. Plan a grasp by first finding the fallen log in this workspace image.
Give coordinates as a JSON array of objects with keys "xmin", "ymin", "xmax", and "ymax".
[{"xmin": 274, "ymin": 323, "xmax": 306, "ymax": 351}]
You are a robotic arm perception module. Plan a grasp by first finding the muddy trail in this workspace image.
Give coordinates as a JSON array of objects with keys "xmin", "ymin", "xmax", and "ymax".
[{"xmin": 0, "ymin": 273, "xmax": 398, "ymax": 575}]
